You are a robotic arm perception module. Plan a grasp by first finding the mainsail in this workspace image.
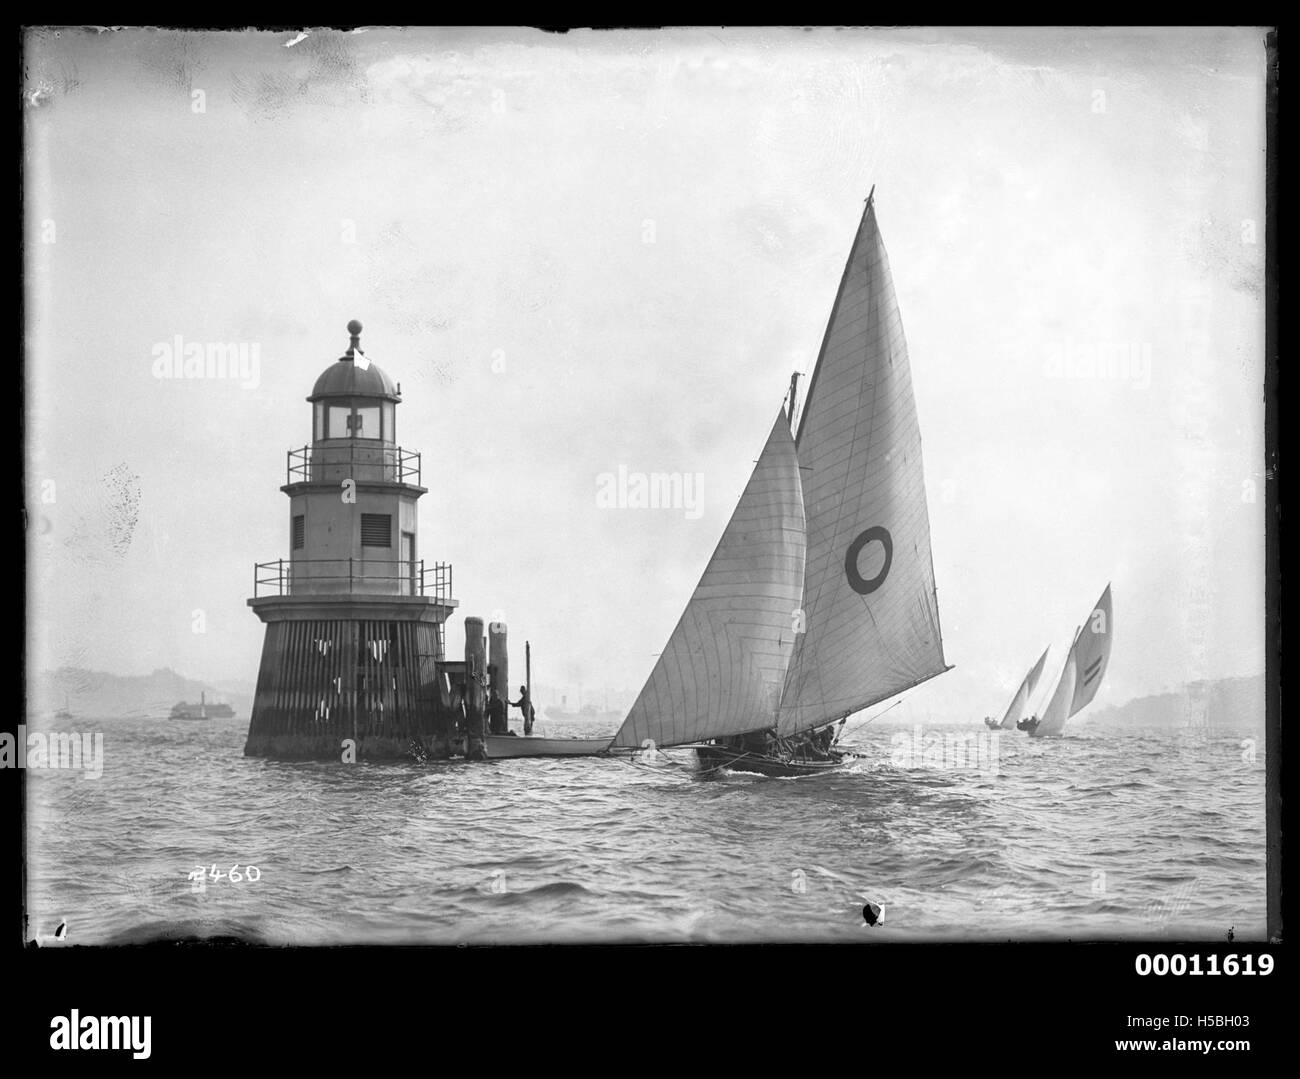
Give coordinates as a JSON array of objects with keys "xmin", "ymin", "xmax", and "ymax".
[
  {"xmin": 610, "ymin": 410, "xmax": 806, "ymax": 749},
  {"xmin": 1068, "ymin": 583, "xmax": 1113, "ymax": 716},
  {"xmin": 998, "ymin": 646, "xmax": 1050, "ymax": 729},
  {"xmin": 776, "ymin": 196, "xmax": 948, "ymax": 736}
]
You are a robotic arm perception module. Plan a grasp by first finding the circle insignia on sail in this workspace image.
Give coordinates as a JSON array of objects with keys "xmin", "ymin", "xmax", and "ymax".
[{"xmin": 844, "ymin": 526, "xmax": 893, "ymax": 595}]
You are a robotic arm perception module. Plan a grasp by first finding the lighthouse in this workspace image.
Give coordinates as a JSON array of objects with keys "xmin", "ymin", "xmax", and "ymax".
[{"xmin": 244, "ymin": 321, "xmax": 462, "ymax": 759}]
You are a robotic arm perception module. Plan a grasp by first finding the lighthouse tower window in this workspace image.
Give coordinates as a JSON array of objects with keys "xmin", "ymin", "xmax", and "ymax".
[
  {"xmin": 292, "ymin": 515, "xmax": 305, "ymax": 550},
  {"xmin": 361, "ymin": 513, "xmax": 392, "ymax": 548}
]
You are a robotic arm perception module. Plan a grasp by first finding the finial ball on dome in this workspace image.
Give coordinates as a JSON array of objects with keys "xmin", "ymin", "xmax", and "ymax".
[{"xmin": 347, "ymin": 319, "xmax": 363, "ymax": 336}]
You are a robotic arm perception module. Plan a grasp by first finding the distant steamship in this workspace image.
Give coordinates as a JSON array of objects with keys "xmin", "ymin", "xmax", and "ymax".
[
  {"xmin": 545, "ymin": 695, "xmax": 624, "ymax": 723},
  {"xmin": 170, "ymin": 691, "xmax": 235, "ymax": 720}
]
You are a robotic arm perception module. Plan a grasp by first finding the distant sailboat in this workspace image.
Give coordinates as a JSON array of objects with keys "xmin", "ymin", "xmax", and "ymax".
[
  {"xmin": 1026, "ymin": 584, "xmax": 1113, "ymax": 738},
  {"xmin": 54, "ymin": 693, "xmax": 73, "ymax": 720},
  {"xmin": 986, "ymin": 647, "xmax": 1050, "ymax": 729}
]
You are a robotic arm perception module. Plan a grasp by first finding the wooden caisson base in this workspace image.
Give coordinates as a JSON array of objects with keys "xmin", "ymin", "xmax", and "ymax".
[
  {"xmin": 244, "ymin": 617, "xmax": 452, "ymax": 759},
  {"xmin": 243, "ymin": 734, "xmax": 443, "ymax": 761}
]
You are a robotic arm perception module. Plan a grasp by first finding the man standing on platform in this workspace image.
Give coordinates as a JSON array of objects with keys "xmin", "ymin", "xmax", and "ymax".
[{"xmin": 511, "ymin": 685, "xmax": 535, "ymax": 735}]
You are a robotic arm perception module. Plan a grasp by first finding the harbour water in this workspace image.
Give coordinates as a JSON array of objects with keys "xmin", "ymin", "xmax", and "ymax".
[{"xmin": 23, "ymin": 711, "xmax": 1266, "ymax": 945}]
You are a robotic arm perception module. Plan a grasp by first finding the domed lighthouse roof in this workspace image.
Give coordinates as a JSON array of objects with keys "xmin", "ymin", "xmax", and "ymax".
[{"xmin": 308, "ymin": 320, "xmax": 401, "ymax": 402}]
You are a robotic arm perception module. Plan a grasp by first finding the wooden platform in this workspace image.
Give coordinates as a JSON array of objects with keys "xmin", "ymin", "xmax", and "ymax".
[{"xmin": 481, "ymin": 735, "xmax": 612, "ymax": 759}]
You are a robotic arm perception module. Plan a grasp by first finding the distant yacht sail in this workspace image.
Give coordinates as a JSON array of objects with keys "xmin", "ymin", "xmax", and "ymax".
[
  {"xmin": 609, "ymin": 409, "xmax": 806, "ymax": 749},
  {"xmin": 998, "ymin": 646, "xmax": 1050, "ymax": 729},
  {"xmin": 1030, "ymin": 583, "xmax": 1113, "ymax": 738},
  {"xmin": 776, "ymin": 195, "xmax": 949, "ymax": 737},
  {"xmin": 1068, "ymin": 583, "xmax": 1114, "ymax": 716}
]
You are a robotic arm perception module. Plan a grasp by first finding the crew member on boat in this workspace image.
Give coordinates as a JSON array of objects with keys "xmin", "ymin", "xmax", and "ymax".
[
  {"xmin": 810, "ymin": 725, "xmax": 836, "ymax": 758},
  {"xmin": 721, "ymin": 725, "xmax": 836, "ymax": 762},
  {"xmin": 511, "ymin": 685, "xmax": 535, "ymax": 735}
]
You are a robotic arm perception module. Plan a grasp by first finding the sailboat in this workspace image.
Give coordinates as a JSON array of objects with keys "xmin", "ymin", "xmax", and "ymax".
[
  {"xmin": 1023, "ymin": 584, "xmax": 1113, "ymax": 738},
  {"xmin": 482, "ymin": 192, "xmax": 950, "ymax": 770},
  {"xmin": 616, "ymin": 190, "xmax": 951, "ymax": 776},
  {"xmin": 985, "ymin": 647, "xmax": 1050, "ymax": 729}
]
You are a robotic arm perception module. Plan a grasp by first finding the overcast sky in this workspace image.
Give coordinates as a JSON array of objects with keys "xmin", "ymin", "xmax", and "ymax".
[{"xmin": 24, "ymin": 26, "xmax": 1268, "ymax": 720}]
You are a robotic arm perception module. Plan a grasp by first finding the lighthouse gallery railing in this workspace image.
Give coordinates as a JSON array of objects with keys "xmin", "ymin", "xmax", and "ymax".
[
  {"xmin": 286, "ymin": 444, "xmax": 422, "ymax": 486},
  {"xmin": 253, "ymin": 558, "xmax": 452, "ymax": 601}
]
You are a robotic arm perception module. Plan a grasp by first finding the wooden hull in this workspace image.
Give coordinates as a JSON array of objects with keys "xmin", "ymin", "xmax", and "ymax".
[
  {"xmin": 695, "ymin": 744, "xmax": 849, "ymax": 778},
  {"xmin": 481, "ymin": 735, "xmax": 612, "ymax": 759}
]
